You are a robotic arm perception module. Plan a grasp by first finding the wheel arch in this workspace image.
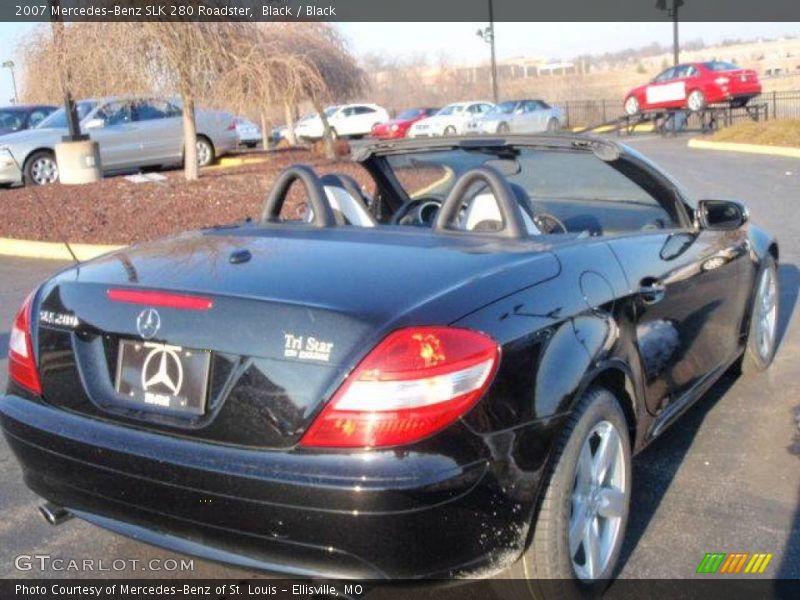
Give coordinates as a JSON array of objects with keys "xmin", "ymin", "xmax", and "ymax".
[
  {"xmin": 580, "ymin": 364, "xmax": 639, "ymax": 450},
  {"xmin": 22, "ymin": 146, "xmax": 56, "ymax": 167}
]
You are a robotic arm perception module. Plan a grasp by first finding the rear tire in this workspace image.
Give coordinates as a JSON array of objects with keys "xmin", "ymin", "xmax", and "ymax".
[
  {"xmin": 624, "ymin": 96, "xmax": 640, "ymax": 115},
  {"xmin": 195, "ymin": 136, "xmax": 215, "ymax": 167},
  {"xmin": 24, "ymin": 150, "xmax": 59, "ymax": 186},
  {"xmin": 547, "ymin": 117, "xmax": 560, "ymax": 132},
  {"xmin": 741, "ymin": 256, "xmax": 779, "ymax": 376},
  {"xmin": 504, "ymin": 386, "xmax": 631, "ymax": 597},
  {"xmin": 496, "ymin": 122, "xmax": 510, "ymax": 134},
  {"xmin": 687, "ymin": 89, "xmax": 707, "ymax": 112}
]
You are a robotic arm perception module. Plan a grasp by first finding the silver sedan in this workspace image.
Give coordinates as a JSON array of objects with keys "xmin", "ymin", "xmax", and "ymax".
[
  {"xmin": 469, "ymin": 99, "xmax": 566, "ymax": 135},
  {"xmin": 0, "ymin": 96, "xmax": 238, "ymax": 186}
]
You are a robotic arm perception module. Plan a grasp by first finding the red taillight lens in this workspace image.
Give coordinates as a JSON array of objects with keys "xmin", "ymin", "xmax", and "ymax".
[
  {"xmin": 9, "ymin": 290, "xmax": 42, "ymax": 395},
  {"xmin": 300, "ymin": 327, "xmax": 500, "ymax": 449},
  {"xmin": 227, "ymin": 121, "xmax": 237, "ymax": 130},
  {"xmin": 107, "ymin": 289, "xmax": 214, "ymax": 310}
]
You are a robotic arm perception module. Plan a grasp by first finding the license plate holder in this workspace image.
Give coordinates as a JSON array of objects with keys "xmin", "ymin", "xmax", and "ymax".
[{"xmin": 114, "ymin": 340, "xmax": 210, "ymax": 416}]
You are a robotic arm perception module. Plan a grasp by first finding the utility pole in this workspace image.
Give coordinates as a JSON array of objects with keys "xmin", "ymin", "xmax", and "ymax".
[
  {"xmin": 2, "ymin": 61, "xmax": 18, "ymax": 104},
  {"xmin": 656, "ymin": 0, "xmax": 684, "ymax": 66}
]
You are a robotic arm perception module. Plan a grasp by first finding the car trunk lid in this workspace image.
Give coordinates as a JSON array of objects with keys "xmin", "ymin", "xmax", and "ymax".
[{"xmin": 33, "ymin": 226, "xmax": 561, "ymax": 448}]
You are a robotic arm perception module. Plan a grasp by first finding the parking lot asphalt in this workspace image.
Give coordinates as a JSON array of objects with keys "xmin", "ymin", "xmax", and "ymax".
[{"xmin": 0, "ymin": 135, "xmax": 797, "ymax": 585}]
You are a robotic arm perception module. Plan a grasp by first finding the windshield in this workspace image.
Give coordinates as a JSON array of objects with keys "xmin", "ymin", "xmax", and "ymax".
[
  {"xmin": 436, "ymin": 105, "xmax": 463, "ymax": 116},
  {"xmin": 37, "ymin": 101, "xmax": 97, "ymax": 129},
  {"xmin": 397, "ymin": 109, "xmax": 423, "ymax": 120},
  {"xmin": 384, "ymin": 147, "xmax": 682, "ymax": 235},
  {"xmin": 0, "ymin": 110, "xmax": 25, "ymax": 131},
  {"xmin": 324, "ymin": 107, "xmax": 340, "ymax": 117},
  {"xmin": 489, "ymin": 101, "xmax": 518, "ymax": 115}
]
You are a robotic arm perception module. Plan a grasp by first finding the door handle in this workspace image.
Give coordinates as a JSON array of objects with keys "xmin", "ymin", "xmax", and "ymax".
[{"xmin": 639, "ymin": 278, "xmax": 666, "ymax": 304}]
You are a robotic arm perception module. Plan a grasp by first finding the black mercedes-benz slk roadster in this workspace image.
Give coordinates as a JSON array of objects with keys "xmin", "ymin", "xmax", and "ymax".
[{"xmin": 1, "ymin": 135, "xmax": 779, "ymax": 591}]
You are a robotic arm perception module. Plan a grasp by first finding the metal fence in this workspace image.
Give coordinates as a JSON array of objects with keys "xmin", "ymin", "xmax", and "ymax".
[{"xmin": 554, "ymin": 90, "xmax": 800, "ymax": 129}]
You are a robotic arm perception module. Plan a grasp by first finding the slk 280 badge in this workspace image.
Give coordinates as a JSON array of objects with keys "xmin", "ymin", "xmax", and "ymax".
[
  {"xmin": 39, "ymin": 310, "xmax": 80, "ymax": 329},
  {"xmin": 284, "ymin": 333, "xmax": 334, "ymax": 362}
]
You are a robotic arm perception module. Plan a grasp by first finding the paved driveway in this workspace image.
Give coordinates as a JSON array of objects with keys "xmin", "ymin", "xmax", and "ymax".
[{"xmin": 0, "ymin": 136, "xmax": 797, "ymax": 585}]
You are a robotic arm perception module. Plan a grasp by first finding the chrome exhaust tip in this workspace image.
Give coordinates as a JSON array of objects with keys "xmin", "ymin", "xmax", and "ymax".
[{"xmin": 39, "ymin": 502, "xmax": 73, "ymax": 526}]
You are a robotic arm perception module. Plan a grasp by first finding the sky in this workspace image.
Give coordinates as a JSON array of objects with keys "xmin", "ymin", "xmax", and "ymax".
[{"xmin": 1, "ymin": 21, "xmax": 799, "ymax": 105}]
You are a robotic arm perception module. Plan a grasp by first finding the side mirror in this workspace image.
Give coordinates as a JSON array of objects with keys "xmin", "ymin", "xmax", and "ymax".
[
  {"xmin": 697, "ymin": 199, "xmax": 748, "ymax": 230},
  {"xmin": 84, "ymin": 118, "xmax": 105, "ymax": 130}
]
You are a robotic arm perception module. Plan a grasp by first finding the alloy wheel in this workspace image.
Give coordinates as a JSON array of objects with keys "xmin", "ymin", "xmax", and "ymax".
[
  {"xmin": 687, "ymin": 91, "xmax": 705, "ymax": 112},
  {"xmin": 30, "ymin": 156, "xmax": 59, "ymax": 185},
  {"xmin": 755, "ymin": 266, "xmax": 778, "ymax": 362},
  {"xmin": 569, "ymin": 420, "xmax": 627, "ymax": 581},
  {"xmin": 196, "ymin": 140, "xmax": 212, "ymax": 166}
]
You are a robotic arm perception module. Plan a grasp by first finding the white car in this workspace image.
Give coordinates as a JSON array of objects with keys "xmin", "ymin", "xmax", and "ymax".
[
  {"xmin": 295, "ymin": 104, "xmax": 389, "ymax": 141},
  {"xmin": 407, "ymin": 101, "xmax": 494, "ymax": 137}
]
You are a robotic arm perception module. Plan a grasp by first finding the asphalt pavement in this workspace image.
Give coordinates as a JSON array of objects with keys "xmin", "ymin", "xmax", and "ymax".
[{"xmin": 0, "ymin": 136, "xmax": 797, "ymax": 586}]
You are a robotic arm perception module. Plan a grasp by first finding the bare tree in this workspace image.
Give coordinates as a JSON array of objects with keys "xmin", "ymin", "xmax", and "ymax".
[
  {"xmin": 274, "ymin": 24, "xmax": 366, "ymax": 159},
  {"xmin": 17, "ymin": 23, "xmax": 150, "ymax": 103},
  {"xmin": 135, "ymin": 22, "xmax": 246, "ymax": 180}
]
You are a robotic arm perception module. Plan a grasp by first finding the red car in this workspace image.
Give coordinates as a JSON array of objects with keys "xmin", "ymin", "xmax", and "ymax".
[
  {"xmin": 370, "ymin": 107, "xmax": 440, "ymax": 139},
  {"xmin": 624, "ymin": 61, "xmax": 761, "ymax": 115}
]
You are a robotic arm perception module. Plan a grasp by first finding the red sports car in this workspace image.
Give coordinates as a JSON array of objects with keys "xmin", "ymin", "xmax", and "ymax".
[
  {"xmin": 370, "ymin": 107, "xmax": 440, "ymax": 139},
  {"xmin": 624, "ymin": 61, "xmax": 761, "ymax": 115}
]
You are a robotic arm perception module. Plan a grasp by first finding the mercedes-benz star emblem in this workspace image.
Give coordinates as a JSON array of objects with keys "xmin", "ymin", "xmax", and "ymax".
[
  {"xmin": 141, "ymin": 345, "xmax": 184, "ymax": 396},
  {"xmin": 136, "ymin": 308, "xmax": 161, "ymax": 340}
]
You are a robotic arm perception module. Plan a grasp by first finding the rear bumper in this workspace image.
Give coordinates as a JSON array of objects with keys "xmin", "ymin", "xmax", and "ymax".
[
  {"xmin": 213, "ymin": 133, "xmax": 239, "ymax": 157},
  {"xmin": 0, "ymin": 393, "xmax": 538, "ymax": 579}
]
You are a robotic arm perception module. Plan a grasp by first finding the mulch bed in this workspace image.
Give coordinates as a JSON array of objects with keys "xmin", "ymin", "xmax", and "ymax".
[{"xmin": 1, "ymin": 148, "xmax": 375, "ymax": 245}]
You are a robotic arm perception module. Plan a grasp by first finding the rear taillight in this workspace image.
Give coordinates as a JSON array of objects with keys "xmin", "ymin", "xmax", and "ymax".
[
  {"xmin": 9, "ymin": 290, "xmax": 42, "ymax": 395},
  {"xmin": 227, "ymin": 121, "xmax": 237, "ymax": 131},
  {"xmin": 300, "ymin": 327, "xmax": 499, "ymax": 449}
]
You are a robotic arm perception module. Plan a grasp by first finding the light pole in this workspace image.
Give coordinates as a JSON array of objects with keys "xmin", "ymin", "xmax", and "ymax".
[
  {"xmin": 656, "ymin": 0, "xmax": 684, "ymax": 66},
  {"xmin": 476, "ymin": 0, "xmax": 499, "ymax": 103},
  {"xmin": 2, "ymin": 61, "xmax": 18, "ymax": 104}
]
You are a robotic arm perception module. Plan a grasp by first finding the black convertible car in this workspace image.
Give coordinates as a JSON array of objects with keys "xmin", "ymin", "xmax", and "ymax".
[{"xmin": 2, "ymin": 135, "xmax": 779, "ymax": 592}]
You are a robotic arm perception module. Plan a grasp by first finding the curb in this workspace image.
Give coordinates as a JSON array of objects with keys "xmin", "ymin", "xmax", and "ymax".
[
  {"xmin": 687, "ymin": 138, "xmax": 800, "ymax": 158},
  {"xmin": 0, "ymin": 237, "xmax": 125, "ymax": 261},
  {"xmin": 571, "ymin": 124, "xmax": 654, "ymax": 134},
  {"xmin": 210, "ymin": 155, "xmax": 270, "ymax": 169}
]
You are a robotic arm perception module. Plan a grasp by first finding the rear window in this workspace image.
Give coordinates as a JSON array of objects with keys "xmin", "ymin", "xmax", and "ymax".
[
  {"xmin": 704, "ymin": 61, "xmax": 741, "ymax": 72},
  {"xmin": 385, "ymin": 148, "xmax": 682, "ymax": 235}
]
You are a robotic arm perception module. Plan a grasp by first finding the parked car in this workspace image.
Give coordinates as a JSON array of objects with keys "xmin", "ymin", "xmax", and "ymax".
[
  {"xmin": 407, "ymin": 101, "xmax": 495, "ymax": 137},
  {"xmin": 295, "ymin": 103, "xmax": 390, "ymax": 141},
  {"xmin": 370, "ymin": 107, "xmax": 440, "ymax": 139},
  {"xmin": 1, "ymin": 134, "xmax": 779, "ymax": 591},
  {"xmin": 624, "ymin": 61, "xmax": 762, "ymax": 115},
  {"xmin": 469, "ymin": 99, "xmax": 565, "ymax": 134},
  {"xmin": 0, "ymin": 96, "xmax": 238, "ymax": 186},
  {"xmin": 234, "ymin": 116, "xmax": 261, "ymax": 148},
  {"xmin": 0, "ymin": 104, "xmax": 57, "ymax": 136},
  {"xmin": 268, "ymin": 125, "xmax": 289, "ymax": 146}
]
